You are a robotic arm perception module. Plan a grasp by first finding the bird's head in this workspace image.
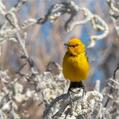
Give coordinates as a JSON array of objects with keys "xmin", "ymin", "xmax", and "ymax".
[{"xmin": 64, "ymin": 38, "xmax": 85, "ymax": 56}]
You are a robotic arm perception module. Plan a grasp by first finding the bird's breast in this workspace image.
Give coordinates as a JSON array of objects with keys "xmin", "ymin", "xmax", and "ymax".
[{"xmin": 63, "ymin": 53, "xmax": 90, "ymax": 82}]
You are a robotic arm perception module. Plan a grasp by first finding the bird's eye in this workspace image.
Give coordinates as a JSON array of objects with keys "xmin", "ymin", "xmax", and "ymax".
[
  {"xmin": 72, "ymin": 45, "xmax": 75, "ymax": 48},
  {"xmin": 71, "ymin": 44, "xmax": 79, "ymax": 47}
]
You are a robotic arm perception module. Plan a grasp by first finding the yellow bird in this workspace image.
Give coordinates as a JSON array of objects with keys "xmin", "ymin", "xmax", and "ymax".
[{"xmin": 62, "ymin": 38, "xmax": 90, "ymax": 91}]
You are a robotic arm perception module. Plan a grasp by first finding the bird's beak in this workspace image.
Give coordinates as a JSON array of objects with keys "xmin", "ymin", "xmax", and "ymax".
[{"xmin": 64, "ymin": 43, "xmax": 68, "ymax": 47}]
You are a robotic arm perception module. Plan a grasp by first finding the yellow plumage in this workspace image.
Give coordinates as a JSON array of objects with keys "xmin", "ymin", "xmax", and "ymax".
[{"xmin": 63, "ymin": 38, "xmax": 90, "ymax": 82}]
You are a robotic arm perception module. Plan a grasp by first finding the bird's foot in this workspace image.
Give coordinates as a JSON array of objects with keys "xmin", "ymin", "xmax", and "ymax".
[{"xmin": 68, "ymin": 87, "xmax": 86, "ymax": 97}]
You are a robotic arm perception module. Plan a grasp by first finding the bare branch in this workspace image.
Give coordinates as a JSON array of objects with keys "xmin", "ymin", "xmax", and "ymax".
[
  {"xmin": 107, "ymin": 0, "xmax": 119, "ymax": 13},
  {"xmin": 43, "ymin": 89, "xmax": 103, "ymax": 119}
]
